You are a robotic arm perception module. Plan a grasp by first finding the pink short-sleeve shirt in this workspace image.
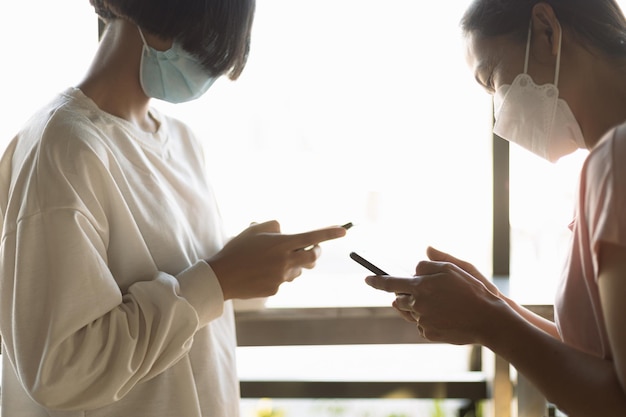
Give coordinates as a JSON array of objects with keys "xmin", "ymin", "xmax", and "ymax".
[{"xmin": 555, "ymin": 123, "xmax": 626, "ymax": 359}]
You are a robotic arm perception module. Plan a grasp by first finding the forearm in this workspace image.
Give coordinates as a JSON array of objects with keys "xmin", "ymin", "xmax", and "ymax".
[
  {"xmin": 10, "ymin": 272, "xmax": 201, "ymax": 410},
  {"xmin": 500, "ymin": 294, "xmax": 560, "ymax": 339},
  {"xmin": 485, "ymin": 304, "xmax": 626, "ymax": 416},
  {"xmin": 6, "ymin": 235, "xmax": 221, "ymax": 411}
]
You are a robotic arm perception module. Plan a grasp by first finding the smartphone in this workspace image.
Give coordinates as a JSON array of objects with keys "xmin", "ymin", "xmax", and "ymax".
[{"xmin": 349, "ymin": 251, "xmax": 389, "ymax": 275}]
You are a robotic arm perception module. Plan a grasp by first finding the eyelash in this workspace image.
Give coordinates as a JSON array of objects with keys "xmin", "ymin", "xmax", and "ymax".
[{"xmin": 486, "ymin": 74, "xmax": 495, "ymax": 92}]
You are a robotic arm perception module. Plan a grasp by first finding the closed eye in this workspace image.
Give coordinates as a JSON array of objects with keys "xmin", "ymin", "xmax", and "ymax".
[
  {"xmin": 474, "ymin": 73, "xmax": 492, "ymax": 94},
  {"xmin": 485, "ymin": 73, "xmax": 495, "ymax": 94}
]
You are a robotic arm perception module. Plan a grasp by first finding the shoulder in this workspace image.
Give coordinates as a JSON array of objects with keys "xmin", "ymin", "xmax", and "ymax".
[
  {"xmin": 0, "ymin": 92, "xmax": 121, "ymax": 225},
  {"xmin": 15, "ymin": 89, "xmax": 114, "ymax": 166},
  {"xmin": 580, "ymin": 123, "xmax": 626, "ymax": 211},
  {"xmin": 5, "ymin": 90, "xmax": 124, "ymax": 199},
  {"xmin": 583, "ymin": 124, "xmax": 626, "ymax": 179}
]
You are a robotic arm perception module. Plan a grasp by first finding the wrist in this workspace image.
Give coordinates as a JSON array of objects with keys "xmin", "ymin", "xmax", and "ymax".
[
  {"xmin": 479, "ymin": 297, "xmax": 522, "ymax": 352},
  {"xmin": 205, "ymin": 256, "xmax": 232, "ymax": 301}
]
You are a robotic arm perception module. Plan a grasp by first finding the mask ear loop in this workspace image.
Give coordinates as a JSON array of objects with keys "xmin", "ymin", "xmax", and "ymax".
[
  {"xmin": 137, "ymin": 26, "xmax": 149, "ymax": 49},
  {"xmin": 553, "ymin": 21, "xmax": 562, "ymax": 87},
  {"xmin": 524, "ymin": 19, "xmax": 562, "ymax": 87},
  {"xmin": 523, "ymin": 21, "xmax": 532, "ymax": 74}
]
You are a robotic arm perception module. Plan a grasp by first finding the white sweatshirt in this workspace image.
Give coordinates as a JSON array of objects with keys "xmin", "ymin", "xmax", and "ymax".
[{"xmin": 0, "ymin": 88, "xmax": 239, "ymax": 416}]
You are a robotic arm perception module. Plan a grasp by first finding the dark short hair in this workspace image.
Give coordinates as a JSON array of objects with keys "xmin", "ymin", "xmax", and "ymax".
[
  {"xmin": 91, "ymin": 0, "xmax": 255, "ymax": 80},
  {"xmin": 461, "ymin": 0, "xmax": 626, "ymax": 59}
]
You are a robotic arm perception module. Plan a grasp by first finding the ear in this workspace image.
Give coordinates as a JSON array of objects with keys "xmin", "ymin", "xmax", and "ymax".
[{"xmin": 531, "ymin": 2, "xmax": 562, "ymax": 57}]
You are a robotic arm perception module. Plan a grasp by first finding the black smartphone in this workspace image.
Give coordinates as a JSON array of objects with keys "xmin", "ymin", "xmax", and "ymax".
[
  {"xmin": 349, "ymin": 251, "xmax": 389, "ymax": 275},
  {"xmin": 341, "ymin": 222, "xmax": 354, "ymax": 230}
]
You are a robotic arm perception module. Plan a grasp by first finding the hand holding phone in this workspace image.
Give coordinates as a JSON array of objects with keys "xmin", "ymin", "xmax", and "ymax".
[
  {"xmin": 351, "ymin": 252, "xmax": 413, "ymax": 298},
  {"xmin": 210, "ymin": 220, "xmax": 351, "ymax": 300}
]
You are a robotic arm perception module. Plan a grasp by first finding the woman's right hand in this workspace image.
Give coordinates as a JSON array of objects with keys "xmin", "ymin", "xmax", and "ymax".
[
  {"xmin": 378, "ymin": 246, "xmax": 504, "ymax": 326},
  {"xmin": 207, "ymin": 220, "xmax": 346, "ymax": 300}
]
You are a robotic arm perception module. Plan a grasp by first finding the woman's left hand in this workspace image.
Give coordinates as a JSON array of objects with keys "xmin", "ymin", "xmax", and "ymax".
[{"xmin": 364, "ymin": 252, "xmax": 506, "ymax": 345}]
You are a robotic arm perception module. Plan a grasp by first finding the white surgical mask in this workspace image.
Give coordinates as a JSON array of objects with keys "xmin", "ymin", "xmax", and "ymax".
[
  {"xmin": 138, "ymin": 27, "xmax": 217, "ymax": 103},
  {"xmin": 493, "ymin": 21, "xmax": 585, "ymax": 163}
]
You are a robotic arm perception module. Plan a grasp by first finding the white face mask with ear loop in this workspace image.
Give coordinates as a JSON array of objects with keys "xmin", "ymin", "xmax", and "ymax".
[{"xmin": 492, "ymin": 20, "xmax": 586, "ymax": 163}]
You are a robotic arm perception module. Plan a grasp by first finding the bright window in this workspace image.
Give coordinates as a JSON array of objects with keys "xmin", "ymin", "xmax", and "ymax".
[
  {"xmin": 2, "ymin": 1, "xmax": 493, "ymax": 309},
  {"xmin": 2, "ymin": 1, "xmax": 492, "ymax": 309},
  {"xmin": 0, "ymin": 3, "xmax": 99, "ymax": 147},
  {"xmin": 5, "ymin": 2, "xmax": 620, "ymax": 310},
  {"xmin": 157, "ymin": 0, "xmax": 493, "ymax": 308},
  {"xmin": 509, "ymin": 149, "xmax": 588, "ymax": 304}
]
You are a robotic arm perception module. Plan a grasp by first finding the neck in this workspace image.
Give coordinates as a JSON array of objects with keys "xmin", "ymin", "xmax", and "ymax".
[
  {"xmin": 76, "ymin": 19, "xmax": 156, "ymax": 132},
  {"xmin": 562, "ymin": 46, "xmax": 626, "ymax": 148},
  {"xmin": 583, "ymin": 68, "xmax": 626, "ymax": 148}
]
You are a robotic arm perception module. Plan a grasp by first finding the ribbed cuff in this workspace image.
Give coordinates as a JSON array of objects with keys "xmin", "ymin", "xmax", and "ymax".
[{"xmin": 176, "ymin": 260, "xmax": 225, "ymax": 327}]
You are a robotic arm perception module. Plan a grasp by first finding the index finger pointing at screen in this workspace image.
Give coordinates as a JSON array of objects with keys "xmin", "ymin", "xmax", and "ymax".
[{"xmin": 290, "ymin": 225, "xmax": 348, "ymax": 251}]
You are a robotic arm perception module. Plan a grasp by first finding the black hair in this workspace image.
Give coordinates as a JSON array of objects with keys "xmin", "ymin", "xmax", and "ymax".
[
  {"xmin": 90, "ymin": 0, "xmax": 255, "ymax": 80},
  {"xmin": 460, "ymin": 0, "xmax": 626, "ymax": 59}
]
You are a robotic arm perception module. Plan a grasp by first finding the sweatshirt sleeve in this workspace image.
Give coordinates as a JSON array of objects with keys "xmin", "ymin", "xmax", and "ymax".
[{"xmin": 0, "ymin": 109, "xmax": 226, "ymax": 410}]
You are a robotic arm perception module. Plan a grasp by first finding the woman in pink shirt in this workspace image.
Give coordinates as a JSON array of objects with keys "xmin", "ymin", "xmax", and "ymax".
[{"xmin": 366, "ymin": 1, "xmax": 626, "ymax": 416}]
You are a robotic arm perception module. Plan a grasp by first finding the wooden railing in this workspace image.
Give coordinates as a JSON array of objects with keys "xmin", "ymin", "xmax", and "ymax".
[
  {"xmin": 0, "ymin": 305, "xmax": 553, "ymax": 416},
  {"xmin": 235, "ymin": 304, "xmax": 555, "ymax": 417}
]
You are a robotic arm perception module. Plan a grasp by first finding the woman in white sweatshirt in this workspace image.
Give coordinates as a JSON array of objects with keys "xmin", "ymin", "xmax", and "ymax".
[{"xmin": 0, "ymin": 1, "xmax": 346, "ymax": 416}]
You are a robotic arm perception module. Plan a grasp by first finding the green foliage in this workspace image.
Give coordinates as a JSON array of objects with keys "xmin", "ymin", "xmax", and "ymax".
[
  {"xmin": 255, "ymin": 398, "xmax": 286, "ymax": 417},
  {"xmin": 256, "ymin": 409, "xmax": 285, "ymax": 417},
  {"xmin": 430, "ymin": 400, "xmax": 446, "ymax": 417},
  {"xmin": 475, "ymin": 401, "xmax": 485, "ymax": 417},
  {"xmin": 249, "ymin": 398, "xmax": 489, "ymax": 417}
]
